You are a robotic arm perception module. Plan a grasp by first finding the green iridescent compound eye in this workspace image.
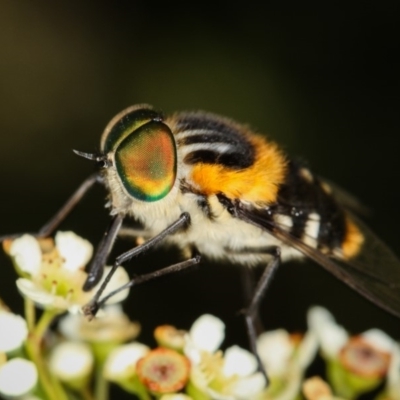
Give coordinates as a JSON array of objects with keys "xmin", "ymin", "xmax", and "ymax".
[
  {"xmin": 115, "ymin": 121, "xmax": 177, "ymax": 202},
  {"xmin": 101, "ymin": 105, "xmax": 161, "ymax": 154}
]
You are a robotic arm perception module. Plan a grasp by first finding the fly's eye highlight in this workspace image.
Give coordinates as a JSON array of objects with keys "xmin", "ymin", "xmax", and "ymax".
[{"xmin": 115, "ymin": 120, "xmax": 177, "ymax": 202}]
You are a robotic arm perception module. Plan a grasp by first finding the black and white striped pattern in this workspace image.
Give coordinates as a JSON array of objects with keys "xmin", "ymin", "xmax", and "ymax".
[
  {"xmin": 273, "ymin": 160, "xmax": 347, "ymax": 254},
  {"xmin": 173, "ymin": 112, "xmax": 255, "ymax": 170}
]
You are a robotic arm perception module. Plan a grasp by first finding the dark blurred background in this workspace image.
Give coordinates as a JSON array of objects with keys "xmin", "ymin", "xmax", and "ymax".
[{"xmin": 1, "ymin": 3, "xmax": 399, "ymax": 397}]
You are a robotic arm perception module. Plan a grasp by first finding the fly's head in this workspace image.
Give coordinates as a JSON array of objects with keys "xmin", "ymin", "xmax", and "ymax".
[{"xmin": 76, "ymin": 105, "xmax": 178, "ymax": 215}]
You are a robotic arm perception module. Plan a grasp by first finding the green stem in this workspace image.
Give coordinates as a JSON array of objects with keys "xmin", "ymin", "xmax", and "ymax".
[
  {"xmin": 25, "ymin": 309, "xmax": 69, "ymax": 400},
  {"xmin": 24, "ymin": 298, "xmax": 35, "ymax": 331},
  {"xmin": 94, "ymin": 363, "xmax": 109, "ymax": 400},
  {"xmin": 34, "ymin": 309, "xmax": 57, "ymax": 339}
]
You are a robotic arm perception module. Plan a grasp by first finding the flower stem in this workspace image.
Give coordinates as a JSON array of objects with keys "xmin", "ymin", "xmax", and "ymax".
[
  {"xmin": 34, "ymin": 309, "xmax": 58, "ymax": 339},
  {"xmin": 94, "ymin": 363, "xmax": 109, "ymax": 400},
  {"xmin": 24, "ymin": 298, "xmax": 35, "ymax": 331},
  {"xmin": 25, "ymin": 309, "xmax": 69, "ymax": 400}
]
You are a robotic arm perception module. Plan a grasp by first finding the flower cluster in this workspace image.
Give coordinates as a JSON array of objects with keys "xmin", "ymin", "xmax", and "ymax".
[
  {"xmin": 1, "ymin": 231, "xmax": 134, "ymax": 399},
  {"xmin": 308, "ymin": 306, "xmax": 400, "ymax": 400},
  {"xmin": 6, "ymin": 232, "xmax": 129, "ymax": 313},
  {"xmin": 1, "ymin": 231, "xmax": 399, "ymax": 400}
]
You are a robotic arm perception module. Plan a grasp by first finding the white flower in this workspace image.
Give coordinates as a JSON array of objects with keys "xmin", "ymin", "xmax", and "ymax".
[
  {"xmin": 308, "ymin": 307, "xmax": 395, "ymax": 377},
  {"xmin": 307, "ymin": 306, "xmax": 348, "ymax": 359},
  {"xmin": 55, "ymin": 231, "xmax": 93, "ymax": 272},
  {"xmin": 0, "ymin": 311, "xmax": 28, "ymax": 353},
  {"xmin": 257, "ymin": 328, "xmax": 318, "ymax": 400},
  {"xmin": 95, "ymin": 266, "xmax": 130, "ymax": 305},
  {"xmin": 308, "ymin": 305, "xmax": 395, "ymax": 398},
  {"xmin": 0, "ymin": 358, "xmax": 38, "ymax": 397},
  {"xmin": 184, "ymin": 314, "xmax": 266, "ymax": 400},
  {"xmin": 185, "ymin": 314, "xmax": 225, "ymax": 364},
  {"xmin": 49, "ymin": 341, "xmax": 93, "ymax": 388},
  {"xmin": 58, "ymin": 304, "xmax": 140, "ymax": 343},
  {"xmin": 9, "ymin": 234, "xmax": 42, "ymax": 275},
  {"xmin": 104, "ymin": 342, "xmax": 150, "ymax": 381},
  {"xmin": 9, "ymin": 232, "xmax": 130, "ymax": 313},
  {"xmin": 219, "ymin": 345, "xmax": 266, "ymax": 399},
  {"xmin": 257, "ymin": 329, "xmax": 293, "ymax": 377},
  {"xmin": 361, "ymin": 329, "xmax": 395, "ymax": 354},
  {"xmin": 189, "ymin": 314, "xmax": 225, "ymax": 353}
]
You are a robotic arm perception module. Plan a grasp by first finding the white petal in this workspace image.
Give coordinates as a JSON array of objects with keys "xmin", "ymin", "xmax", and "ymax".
[
  {"xmin": 0, "ymin": 358, "xmax": 38, "ymax": 397},
  {"xmin": 9, "ymin": 234, "xmax": 42, "ymax": 275},
  {"xmin": 16, "ymin": 279, "xmax": 54, "ymax": 305},
  {"xmin": 184, "ymin": 335, "xmax": 202, "ymax": 365},
  {"xmin": 49, "ymin": 341, "xmax": 93, "ymax": 381},
  {"xmin": 257, "ymin": 329, "xmax": 293, "ymax": 376},
  {"xmin": 58, "ymin": 312, "xmax": 82, "ymax": 340},
  {"xmin": 307, "ymin": 306, "xmax": 348, "ymax": 358},
  {"xmin": 387, "ymin": 343, "xmax": 400, "ymax": 392},
  {"xmin": 296, "ymin": 331, "xmax": 318, "ymax": 369},
  {"xmin": 361, "ymin": 329, "xmax": 394, "ymax": 353},
  {"xmin": 104, "ymin": 342, "xmax": 149, "ymax": 379},
  {"xmin": 190, "ymin": 363, "xmax": 213, "ymax": 390},
  {"xmin": 223, "ymin": 345, "xmax": 257, "ymax": 377},
  {"xmin": 189, "ymin": 314, "xmax": 225, "ymax": 352},
  {"xmin": 206, "ymin": 388, "xmax": 235, "ymax": 400},
  {"xmin": 55, "ymin": 231, "xmax": 93, "ymax": 272},
  {"xmin": 160, "ymin": 395, "xmax": 193, "ymax": 400},
  {"xmin": 16, "ymin": 279, "xmax": 69, "ymax": 310},
  {"xmin": 99, "ymin": 266, "xmax": 130, "ymax": 304},
  {"xmin": 0, "ymin": 311, "xmax": 28, "ymax": 353},
  {"xmin": 60, "ymin": 307, "xmax": 124, "ymax": 339},
  {"xmin": 230, "ymin": 372, "xmax": 266, "ymax": 399},
  {"xmin": 271, "ymin": 368, "xmax": 303, "ymax": 400}
]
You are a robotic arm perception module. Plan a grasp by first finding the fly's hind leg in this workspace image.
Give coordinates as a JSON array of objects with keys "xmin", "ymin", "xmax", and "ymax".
[
  {"xmin": 240, "ymin": 267, "xmax": 265, "ymax": 335},
  {"xmin": 234, "ymin": 246, "xmax": 281, "ymax": 385}
]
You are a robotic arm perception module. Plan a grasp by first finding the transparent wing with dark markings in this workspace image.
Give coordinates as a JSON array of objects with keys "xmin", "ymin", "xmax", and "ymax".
[
  {"xmin": 334, "ymin": 213, "xmax": 400, "ymax": 286},
  {"xmin": 236, "ymin": 203, "xmax": 400, "ymax": 318},
  {"xmin": 319, "ymin": 177, "xmax": 371, "ymax": 217}
]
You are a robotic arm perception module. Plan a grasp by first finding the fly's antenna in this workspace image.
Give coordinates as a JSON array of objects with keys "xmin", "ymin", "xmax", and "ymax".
[{"xmin": 73, "ymin": 149, "xmax": 111, "ymax": 168}]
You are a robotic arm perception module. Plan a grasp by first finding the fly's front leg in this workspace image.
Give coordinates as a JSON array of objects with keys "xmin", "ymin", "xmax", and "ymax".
[
  {"xmin": 82, "ymin": 212, "xmax": 195, "ymax": 317},
  {"xmin": 0, "ymin": 173, "xmax": 102, "ymax": 242},
  {"xmin": 88, "ymin": 252, "xmax": 201, "ymax": 316},
  {"xmin": 83, "ymin": 214, "xmax": 124, "ymax": 290},
  {"xmin": 83, "ymin": 221, "xmax": 157, "ymax": 290}
]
